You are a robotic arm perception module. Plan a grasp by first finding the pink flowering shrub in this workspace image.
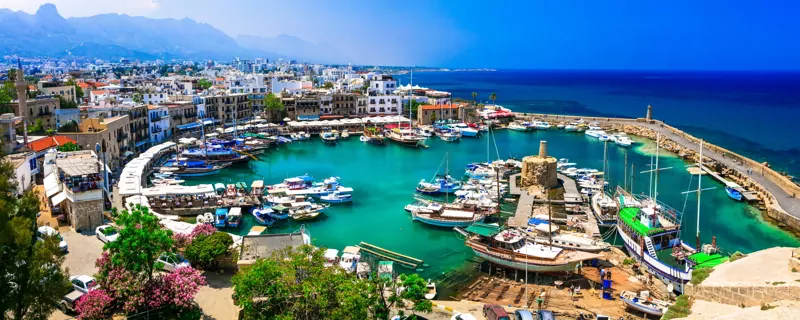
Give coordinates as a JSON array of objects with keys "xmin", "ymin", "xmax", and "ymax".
[
  {"xmin": 190, "ymin": 223, "xmax": 216, "ymax": 238},
  {"xmin": 172, "ymin": 232, "xmax": 192, "ymax": 248},
  {"xmin": 145, "ymin": 267, "xmax": 207, "ymax": 309},
  {"xmin": 76, "ymin": 289, "xmax": 113, "ymax": 320}
]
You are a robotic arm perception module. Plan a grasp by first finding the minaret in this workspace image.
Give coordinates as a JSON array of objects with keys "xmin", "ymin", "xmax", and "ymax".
[
  {"xmin": 15, "ymin": 58, "xmax": 28, "ymax": 146},
  {"xmin": 646, "ymin": 104, "xmax": 653, "ymax": 121}
]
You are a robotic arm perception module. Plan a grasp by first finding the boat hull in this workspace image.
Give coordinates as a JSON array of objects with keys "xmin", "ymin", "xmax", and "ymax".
[
  {"xmin": 389, "ymin": 137, "xmax": 423, "ymax": 148},
  {"xmin": 471, "ymin": 250, "xmax": 581, "ymax": 272},
  {"xmin": 725, "ymin": 187, "xmax": 743, "ymax": 201},
  {"xmin": 176, "ymin": 169, "xmax": 221, "ymax": 177},
  {"xmin": 412, "ymin": 214, "xmax": 482, "ymax": 227},
  {"xmin": 620, "ymin": 297, "xmax": 665, "ymax": 316}
]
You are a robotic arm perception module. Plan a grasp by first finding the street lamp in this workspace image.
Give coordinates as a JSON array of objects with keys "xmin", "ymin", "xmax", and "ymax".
[{"xmin": 95, "ymin": 142, "xmax": 108, "ymax": 192}]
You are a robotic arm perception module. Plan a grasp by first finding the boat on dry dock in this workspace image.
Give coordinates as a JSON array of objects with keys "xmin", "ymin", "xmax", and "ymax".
[{"xmin": 463, "ymin": 223, "xmax": 602, "ymax": 272}]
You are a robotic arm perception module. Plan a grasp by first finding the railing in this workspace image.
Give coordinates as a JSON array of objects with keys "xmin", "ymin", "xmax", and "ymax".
[{"xmin": 117, "ymin": 132, "xmax": 128, "ymax": 142}]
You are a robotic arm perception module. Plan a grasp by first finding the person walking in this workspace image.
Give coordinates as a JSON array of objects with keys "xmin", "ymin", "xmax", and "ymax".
[{"xmin": 600, "ymin": 267, "xmax": 606, "ymax": 280}]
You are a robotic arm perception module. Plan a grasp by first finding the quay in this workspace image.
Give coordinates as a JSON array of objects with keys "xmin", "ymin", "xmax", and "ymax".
[{"xmin": 357, "ymin": 242, "xmax": 423, "ymax": 269}]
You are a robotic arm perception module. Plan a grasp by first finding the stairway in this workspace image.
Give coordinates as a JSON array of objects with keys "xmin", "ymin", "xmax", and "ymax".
[{"xmin": 644, "ymin": 237, "xmax": 657, "ymax": 257}]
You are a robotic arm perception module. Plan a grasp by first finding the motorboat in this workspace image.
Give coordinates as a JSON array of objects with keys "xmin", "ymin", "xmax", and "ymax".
[
  {"xmin": 591, "ymin": 192, "xmax": 619, "ymax": 227},
  {"xmin": 151, "ymin": 177, "xmax": 185, "ymax": 186},
  {"xmin": 464, "ymin": 164, "xmax": 497, "ymax": 179},
  {"xmin": 339, "ymin": 246, "xmax": 361, "ymax": 272},
  {"xmin": 196, "ymin": 212, "xmax": 214, "ymax": 224},
  {"xmin": 361, "ymin": 127, "xmax": 386, "ymax": 145},
  {"xmin": 227, "ymin": 207, "xmax": 242, "ymax": 228},
  {"xmin": 725, "ymin": 186, "xmax": 743, "ymax": 201},
  {"xmin": 438, "ymin": 130, "xmax": 461, "ymax": 142},
  {"xmin": 250, "ymin": 180, "xmax": 265, "ymax": 196},
  {"xmin": 214, "ymin": 208, "xmax": 228, "ymax": 228},
  {"xmin": 414, "ymin": 126, "xmax": 435, "ymax": 137},
  {"xmin": 251, "ymin": 207, "xmax": 276, "ymax": 226},
  {"xmin": 450, "ymin": 123, "xmax": 479, "ymax": 137},
  {"xmin": 404, "ymin": 200, "xmax": 444, "ymax": 213},
  {"xmin": 320, "ymin": 130, "xmax": 338, "ymax": 144},
  {"xmin": 564, "ymin": 123, "xmax": 580, "ymax": 132},
  {"xmin": 293, "ymin": 131, "xmax": 310, "ymax": 140},
  {"xmin": 584, "ymin": 127, "xmax": 606, "ymax": 138},
  {"xmin": 268, "ymin": 204, "xmax": 291, "ymax": 220},
  {"xmin": 425, "ymin": 280, "xmax": 437, "ymax": 300},
  {"xmin": 619, "ymin": 290, "xmax": 672, "ymax": 317},
  {"xmin": 507, "ymin": 122, "xmax": 529, "ymax": 132},
  {"xmin": 532, "ymin": 121, "xmax": 552, "ymax": 130},
  {"xmin": 290, "ymin": 203, "xmax": 329, "ymax": 221},
  {"xmin": 599, "ymin": 134, "xmax": 611, "ymax": 142},
  {"xmin": 556, "ymin": 123, "xmax": 565, "ymax": 129},
  {"xmin": 614, "ymin": 134, "xmax": 633, "ymax": 147},
  {"xmin": 340, "ymin": 130, "xmax": 350, "ymax": 139},
  {"xmin": 268, "ymin": 175, "xmax": 315, "ymax": 190},
  {"xmin": 320, "ymin": 191, "xmax": 352, "ymax": 204}
]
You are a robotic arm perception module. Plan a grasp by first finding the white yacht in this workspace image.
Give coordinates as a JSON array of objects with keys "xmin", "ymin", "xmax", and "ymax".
[
  {"xmin": 614, "ymin": 133, "xmax": 633, "ymax": 147},
  {"xmin": 532, "ymin": 121, "xmax": 552, "ymax": 130},
  {"xmin": 507, "ymin": 122, "xmax": 529, "ymax": 131}
]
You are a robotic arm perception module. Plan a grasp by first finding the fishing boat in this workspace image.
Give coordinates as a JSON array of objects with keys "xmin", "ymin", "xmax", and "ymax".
[
  {"xmin": 323, "ymin": 248, "xmax": 340, "ymax": 268},
  {"xmin": 320, "ymin": 129, "xmax": 339, "ymax": 144},
  {"xmin": 268, "ymin": 175, "xmax": 315, "ymax": 190},
  {"xmin": 213, "ymin": 208, "xmax": 228, "ymax": 228},
  {"xmin": 584, "ymin": 127, "xmax": 606, "ymax": 138},
  {"xmin": 438, "ymin": 130, "xmax": 461, "ymax": 142},
  {"xmin": 268, "ymin": 204, "xmax": 291, "ymax": 220},
  {"xmin": 227, "ymin": 207, "xmax": 242, "ymax": 228},
  {"xmin": 361, "ymin": 127, "xmax": 386, "ymax": 145},
  {"xmin": 525, "ymin": 219, "xmax": 611, "ymax": 252},
  {"xmin": 159, "ymin": 158, "xmax": 228, "ymax": 177},
  {"xmin": 250, "ymin": 180, "xmax": 265, "ymax": 196},
  {"xmin": 725, "ymin": 186, "xmax": 743, "ymax": 201},
  {"xmin": 251, "ymin": 207, "xmax": 276, "ymax": 226},
  {"xmin": 619, "ymin": 290, "xmax": 672, "ymax": 317},
  {"xmin": 340, "ymin": 130, "xmax": 350, "ymax": 139},
  {"xmin": 387, "ymin": 128, "xmax": 426, "ymax": 148},
  {"xmin": 417, "ymin": 154, "xmax": 462, "ymax": 194},
  {"xmin": 319, "ymin": 191, "xmax": 352, "ymax": 204},
  {"xmin": 404, "ymin": 200, "xmax": 443, "ymax": 213},
  {"xmin": 507, "ymin": 122, "xmax": 528, "ymax": 132},
  {"xmin": 451, "ymin": 123, "xmax": 479, "ymax": 137},
  {"xmin": 424, "ymin": 280, "xmax": 437, "ymax": 300},
  {"xmin": 564, "ymin": 122, "xmax": 580, "ymax": 132},
  {"xmin": 464, "ymin": 224, "xmax": 602, "ymax": 272},
  {"xmin": 339, "ymin": 246, "xmax": 361, "ymax": 272},
  {"xmin": 411, "ymin": 207, "xmax": 484, "ymax": 228}
]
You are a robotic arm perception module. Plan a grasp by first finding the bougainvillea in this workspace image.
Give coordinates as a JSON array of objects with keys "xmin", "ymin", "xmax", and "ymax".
[
  {"xmin": 189, "ymin": 223, "xmax": 216, "ymax": 238},
  {"xmin": 172, "ymin": 232, "xmax": 192, "ymax": 249},
  {"xmin": 142, "ymin": 267, "xmax": 206, "ymax": 310},
  {"xmin": 76, "ymin": 289, "xmax": 113, "ymax": 320}
]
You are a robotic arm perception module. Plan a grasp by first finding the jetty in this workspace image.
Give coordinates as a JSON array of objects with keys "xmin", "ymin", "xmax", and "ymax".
[
  {"xmin": 357, "ymin": 242, "xmax": 423, "ymax": 269},
  {"xmin": 700, "ymin": 165, "xmax": 758, "ymax": 201}
]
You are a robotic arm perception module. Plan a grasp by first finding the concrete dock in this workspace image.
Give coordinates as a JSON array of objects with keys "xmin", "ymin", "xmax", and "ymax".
[{"xmin": 700, "ymin": 165, "xmax": 758, "ymax": 201}]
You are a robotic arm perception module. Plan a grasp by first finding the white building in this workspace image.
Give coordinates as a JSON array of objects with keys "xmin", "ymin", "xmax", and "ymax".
[
  {"xmin": 143, "ymin": 92, "xmax": 170, "ymax": 105},
  {"xmin": 367, "ymin": 94, "xmax": 403, "ymax": 116},
  {"xmin": 271, "ymin": 78, "xmax": 312, "ymax": 95},
  {"xmin": 147, "ymin": 105, "xmax": 171, "ymax": 143},
  {"xmin": 368, "ymin": 75, "xmax": 397, "ymax": 95},
  {"xmin": 228, "ymin": 74, "xmax": 269, "ymax": 94}
]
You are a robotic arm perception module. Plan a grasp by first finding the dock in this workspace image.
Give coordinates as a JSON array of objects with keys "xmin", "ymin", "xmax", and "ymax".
[
  {"xmin": 558, "ymin": 173, "xmax": 583, "ymax": 203},
  {"xmin": 581, "ymin": 206, "xmax": 602, "ymax": 238},
  {"xmin": 700, "ymin": 165, "xmax": 758, "ymax": 201},
  {"xmin": 357, "ymin": 242, "xmax": 423, "ymax": 269}
]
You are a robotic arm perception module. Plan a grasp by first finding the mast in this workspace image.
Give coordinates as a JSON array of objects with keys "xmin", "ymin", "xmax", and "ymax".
[
  {"xmin": 486, "ymin": 126, "xmax": 490, "ymax": 164},
  {"xmin": 654, "ymin": 133, "xmax": 660, "ymax": 203},
  {"xmin": 624, "ymin": 150, "xmax": 628, "ymax": 191},
  {"xmin": 602, "ymin": 140, "xmax": 608, "ymax": 191},
  {"xmin": 648, "ymin": 140, "xmax": 655, "ymax": 197},
  {"xmin": 547, "ymin": 187, "xmax": 552, "ymax": 247},
  {"xmin": 696, "ymin": 140, "xmax": 703, "ymax": 249}
]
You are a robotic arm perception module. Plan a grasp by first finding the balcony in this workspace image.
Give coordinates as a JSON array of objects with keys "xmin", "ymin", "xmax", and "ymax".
[
  {"xmin": 38, "ymin": 111, "xmax": 52, "ymax": 117},
  {"xmin": 151, "ymin": 127, "xmax": 162, "ymax": 133},
  {"xmin": 116, "ymin": 132, "xmax": 128, "ymax": 142}
]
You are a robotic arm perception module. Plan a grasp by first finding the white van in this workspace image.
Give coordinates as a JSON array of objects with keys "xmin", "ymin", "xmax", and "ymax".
[{"xmin": 37, "ymin": 226, "xmax": 68, "ymax": 252}]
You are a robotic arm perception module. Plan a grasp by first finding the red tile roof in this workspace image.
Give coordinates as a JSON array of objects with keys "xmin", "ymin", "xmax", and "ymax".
[
  {"xmin": 419, "ymin": 103, "xmax": 462, "ymax": 111},
  {"xmin": 91, "ymin": 90, "xmax": 106, "ymax": 95},
  {"xmin": 27, "ymin": 136, "xmax": 77, "ymax": 153},
  {"xmin": 94, "ymin": 83, "xmax": 109, "ymax": 87},
  {"xmin": 77, "ymin": 82, "xmax": 91, "ymax": 89}
]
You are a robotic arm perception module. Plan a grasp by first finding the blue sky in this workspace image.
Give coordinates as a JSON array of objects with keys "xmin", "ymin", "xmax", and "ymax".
[{"xmin": 5, "ymin": 0, "xmax": 800, "ymax": 69}]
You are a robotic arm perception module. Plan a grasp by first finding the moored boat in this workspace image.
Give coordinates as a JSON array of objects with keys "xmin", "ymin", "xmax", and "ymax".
[
  {"xmin": 412, "ymin": 207, "xmax": 484, "ymax": 228},
  {"xmin": 251, "ymin": 207, "xmax": 276, "ymax": 226},
  {"xmin": 339, "ymin": 246, "xmax": 361, "ymax": 272},
  {"xmin": 387, "ymin": 128, "xmax": 426, "ymax": 148},
  {"xmin": 619, "ymin": 290, "xmax": 672, "ymax": 317},
  {"xmin": 361, "ymin": 127, "xmax": 386, "ymax": 145},
  {"xmin": 424, "ymin": 280, "xmax": 437, "ymax": 300},
  {"xmin": 725, "ymin": 186, "xmax": 743, "ymax": 201},
  {"xmin": 213, "ymin": 208, "xmax": 228, "ymax": 228},
  {"xmin": 227, "ymin": 207, "xmax": 242, "ymax": 228},
  {"xmin": 507, "ymin": 122, "xmax": 529, "ymax": 132},
  {"xmin": 320, "ymin": 129, "xmax": 339, "ymax": 144},
  {"xmin": 290, "ymin": 203, "xmax": 329, "ymax": 221},
  {"xmin": 340, "ymin": 130, "xmax": 350, "ymax": 139},
  {"xmin": 451, "ymin": 123, "xmax": 479, "ymax": 137},
  {"xmin": 320, "ymin": 191, "xmax": 352, "ymax": 204}
]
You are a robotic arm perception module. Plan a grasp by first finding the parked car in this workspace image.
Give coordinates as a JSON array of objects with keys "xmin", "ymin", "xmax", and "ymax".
[
  {"xmin": 95, "ymin": 225, "xmax": 119, "ymax": 243},
  {"xmin": 157, "ymin": 253, "xmax": 190, "ymax": 272},
  {"xmin": 69, "ymin": 275, "xmax": 98, "ymax": 294},
  {"xmin": 514, "ymin": 309, "xmax": 535, "ymax": 320},
  {"xmin": 482, "ymin": 304, "xmax": 510, "ymax": 320},
  {"xmin": 535, "ymin": 310, "xmax": 555, "ymax": 320},
  {"xmin": 450, "ymin": 313, "xmax": 477, "ymax": 320},
  {"xmin": 37, "ymin": 226, "xmax": 67, "ymax": 252},
  {"xmin": 58, "ymin": 288, "xmax": 85, "ymax": 313}
]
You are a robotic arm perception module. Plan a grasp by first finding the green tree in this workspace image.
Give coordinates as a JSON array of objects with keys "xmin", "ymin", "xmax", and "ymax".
[
  {"xmin": 197, "ymin": 79, "xmax": 213, "ymax": 90},
  {"xmin": 57, "ymin": 95, "xmax": 78, "ymax": 109},
  {"xmin": 56, "ymin": 142, "xmax": 80, "ymax": 152},
  {"xmin": 490, "ymin": 92, "xmax": 497, "ymax": 106},
  {"xmin": 404, "ymin": 100, "xmax": 423, "ymax": 119},
  {"xmin": 429, "ymin": 112, "xmax": 437, "ymax": 123},
  {"xmin": 104, "ymin": 205, "xmax": 174, "ymax": 282},
  {"xmin": 27, "ymin": 119, "xmax": 43, "ymax": 133},
  {"xmin": 398, "ymin": 274, "xmax": 432, "ymax": 315},
  {"xmin": 1, "ymin": 81, "xmax": 17, "ymax": 103},
  {"xmin": 0, "ymin": 154, "xmax": 70, "ymax": 320},
  {"xmin": 263, "ymin": 93, "xmax": 286, "ymax": 120},
  {"xmin": 322, "ymin": 81, "xmax": 334, "ymax": 89},
  {"xmin": 184, "ymin": 231, "xmax": 233, "ymax": 270},
  {"xmin": 132, "ymin": 92, "xmax": 143, "ymax": 104},
  {"xmin": 471, "ymin": 92, "xmax": 478, "ymax": 106},
  {"xmin": 65, "ymin": 79, "xmax": 83, "ymax": 99}
]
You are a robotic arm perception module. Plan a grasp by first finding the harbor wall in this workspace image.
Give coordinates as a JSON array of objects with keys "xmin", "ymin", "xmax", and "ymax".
[
  {"xmin": 685, "ymin": 283, "xmax": 800, "ymax": 307},
  {"xmin": 512, "ymin": 112, "xmax": 800, "ymax": 234}
]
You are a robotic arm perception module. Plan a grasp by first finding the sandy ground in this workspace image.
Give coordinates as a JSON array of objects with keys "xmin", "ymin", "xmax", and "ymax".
[
  {"xmin": 701, "ymin": 247, "xmax": 800, "ymax": 286},
  {"xmin": 195, "ymin": 271, "xmax": 238, "ymax": 320},
  {"xmin": 678, "ymin": 300, "xmax": 800, "ymax": 319}
]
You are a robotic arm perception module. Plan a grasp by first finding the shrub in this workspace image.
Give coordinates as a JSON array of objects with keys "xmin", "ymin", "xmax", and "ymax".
[
  {"xmin": 729, "ymin": 251, "xmax": 746, "ymax": 262},
  {"xmin": 690, "ymin": 268, "xmax": 713, "ymax": 285},
  {"xmin": 76, "ymin": 289, "xmax": 113, "ymax": 320},
  {"xmin": 189, "ymin": 223, "xmax": 216, "ymax": 238},
  {"xmin": 184, "ymin": 232, "xmax": 233, "ymax": 270},
  {"xmin": 662, "ymin": 295, "xmax": 693, "ymax": 320}
]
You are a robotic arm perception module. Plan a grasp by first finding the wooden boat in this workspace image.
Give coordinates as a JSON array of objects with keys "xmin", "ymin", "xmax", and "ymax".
[
  {"xmin": 227, "ymin": 207, "xmax": 242, "ymax": 228},
  {"xmin": 361, "ymin": 127, "xmax": 386, "ymax": 145},
  {"xmin": 340, "ymin": 130, "xmax": 350, "ymax": 139},
  {"xmin": 412, "ymin": 207, "xmax": 484, "ymax": 228},
  {"xmin": 725, "ymin": 186, "xmax": 743, "ymax": 201},
  {"xmin": 320, "ymin": 129, "xmax": 339, "ymax": 144},
  {"xmin": 251, "ymin": 207, "xmax": 276, "ymax": 226},
  {"xmin": 619, "ymin": 290, "xmax": 672, "ymax": 316},
  {"xmin": 464, "ymin": 223, "xmax": 602, "ymax": 272},
  {"xmin": 387, "ymin": 128, "xmax": 425, "ymax": 148},
  {"xmin": 289, "ymin": 203, "xmax": 329, "ymax": 221}
]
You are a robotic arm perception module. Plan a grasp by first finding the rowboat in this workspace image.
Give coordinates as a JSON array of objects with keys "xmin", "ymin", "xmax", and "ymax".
[{"xmin": 619, "ymin": 290, "xmax": 672, "ymax": 317}]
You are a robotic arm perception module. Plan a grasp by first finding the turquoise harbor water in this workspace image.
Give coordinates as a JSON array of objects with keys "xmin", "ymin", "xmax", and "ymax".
[{"xmin": 185, "ymin": 130, "xmax": 799, "ymax": 280}]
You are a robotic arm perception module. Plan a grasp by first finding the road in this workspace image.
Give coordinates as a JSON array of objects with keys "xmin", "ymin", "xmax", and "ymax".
[{"xmin": 618, "ymin": 120, "xmax": 800, "ymax": 216}]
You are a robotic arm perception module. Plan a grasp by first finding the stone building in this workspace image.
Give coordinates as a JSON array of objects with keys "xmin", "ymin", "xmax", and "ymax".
[
  {"xmin": 45, "ymin": 150, "xmax": 104, "ymax": 232},
  {"xmin": 520, "ymin": 141, "xmax": 558, "ymax": 191},
  {"xmin": 3, "ymin": 97, "xmax": 61, "ymax": 128},
  {"xmin": 295, "ymin": 95, "xmax": 321, "ymax": 120},
  {"xmin": 164, "ymin": 101, "xmax": 198, "ymax": 134},
  {"xmin": 38, "ymin": 81, "xmax": 77, "ymax": 103},
  {"xmin": 110, "ymin": 105, "xmax": 149, "ymax": 153},
  {"xmin": 331, "ymin": 92, "xmax": 358, "ymax": 116},
  {"xmin": 201, "ymin": 93, "xmax": 250, "ymax": 125},
  {"xmin": 71, "ymin": 115, "xmax": 131, "ymax": 171}
]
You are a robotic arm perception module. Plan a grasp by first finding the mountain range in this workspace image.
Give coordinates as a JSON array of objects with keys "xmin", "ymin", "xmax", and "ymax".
[{"xmin": 0, "ymin": 3, "xmax": 349, "ymax": 63}]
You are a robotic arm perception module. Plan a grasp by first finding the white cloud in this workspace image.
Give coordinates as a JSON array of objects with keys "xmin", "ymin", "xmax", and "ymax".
[{"xmin": 0, "ymin": 0, "xmax": 161, "ymax": 17}]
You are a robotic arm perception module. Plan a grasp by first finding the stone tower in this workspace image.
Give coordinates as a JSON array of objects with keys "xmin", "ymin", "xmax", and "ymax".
[
  {"xmin": 520, "ymin": 140, "xmax": 558, "ymax": 189},
  {"xmin": 646, "ymin": 104, "xmax": 653, "ymax": 121},
  {"xmin": 15, "ymin": 58, "xmax": 28, "ymax": 146}
]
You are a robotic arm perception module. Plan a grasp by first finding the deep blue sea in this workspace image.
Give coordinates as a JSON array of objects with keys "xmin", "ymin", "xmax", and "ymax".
[{"xmin": 394, "ymin": 70, "xmax": 800, "ymax": 180}]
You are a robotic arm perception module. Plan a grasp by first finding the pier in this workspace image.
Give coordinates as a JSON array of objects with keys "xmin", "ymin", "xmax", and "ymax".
[
  {"xmin": 507, "ymin": 173, "xmax": 534, "ymax": 228},
  {"xmin": 700, "ymin": 165, "xmax": 758, "ymax": 202},
  {"xmin": 357, "ymin": 242, "xmax": 423, "ymax": 269}
]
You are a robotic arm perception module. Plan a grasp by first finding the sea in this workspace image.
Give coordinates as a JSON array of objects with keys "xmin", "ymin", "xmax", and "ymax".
[
  {"xmin": 184, "ymin": 70, "xmax": 800, "ymax": 295},
  {"xmin": 394, "ymin": 70, "xmax": 800, "ymax": 180}
]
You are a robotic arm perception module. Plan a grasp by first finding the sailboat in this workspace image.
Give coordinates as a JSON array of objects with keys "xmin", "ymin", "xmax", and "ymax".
[
  {"xmin": 614, "ymin": 136, "xmax": 726, "ymax": 294},
  {"xmin": 388, "ymin": 69, "xmax": 426, "ymax": 148},
  {"xmin": 416, "ymin": 153, "xmax": 462, "ymax": 195}
]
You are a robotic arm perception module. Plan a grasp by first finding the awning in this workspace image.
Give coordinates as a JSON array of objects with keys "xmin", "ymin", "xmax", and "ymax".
[
  {"xmin": 51, "ymin": 191, "xmax": 68, "ymax": 206},
  {"xmin": 44, "ymin": 174, "xmax": 61, "ymax": 197},
  {"xmin": 135, "ymin": 140, "xmax": 149, "ymax": 147},
  {"xmin": 201, "ymin": 118, "xmax": 220, "ymax": 124},
  {"xmin": 297, "ymin": 115, "xmax": 320, "ymax": 121},
  {"xmin": 122, "ymin": 151, "xmax": 134, "ymax": 157},
  {"xmin": 177, "ymin": 122, "xmax": 202, "ymax": 130}
]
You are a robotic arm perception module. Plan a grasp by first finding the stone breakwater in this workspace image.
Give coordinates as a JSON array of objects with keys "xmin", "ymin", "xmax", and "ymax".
[{"xmin": 513, "ymin": 112, "xmax": 800, "ymax": 235}]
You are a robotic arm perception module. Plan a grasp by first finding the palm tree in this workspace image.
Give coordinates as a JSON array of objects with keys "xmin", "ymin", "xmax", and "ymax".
[
  {"xmin": 471, "ymin": 92, "xmax": 478, "ymax": 106},
  {"xmin": 490, "ymin": 92, "xmax": 497, "ymax": 106}
]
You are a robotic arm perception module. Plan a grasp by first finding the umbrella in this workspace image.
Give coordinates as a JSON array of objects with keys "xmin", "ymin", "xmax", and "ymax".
[{"xmin": 283, "ymin": 117, "xmax": 291, "ymax": 122}]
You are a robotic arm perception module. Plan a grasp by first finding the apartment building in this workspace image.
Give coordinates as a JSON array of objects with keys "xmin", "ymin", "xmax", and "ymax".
[
  {"xmin": 148, "ymin": 105, "xmax": 171, "ymax": 144},
  {"xmin": 38, "ymin": 81, "xmax": 77, "ymax": 103},
  {"xmin": 110, "ymin": 105, "xmax": 150, "ymax": 153},
  {"xmin": 3, "ymin": 96, "xmax": 60, "ymax": 128},
  {"xmin": 164, "ymin": 101, "xmax": 198, "ymax": 133},
  {"xmin": 367, "ymin": 94, "xmax": 403, "ymax": 116},
  {"xmin": 331, "ymin": 93, "xmax": 358, "ymax": 116},
  {"xmin": 71, "ymin": 115, "xmax": 131, "ymax": 171},
  {"xmin": 202, "ymin": 93, "xmax": 250, "ymax": 125},
  {"xmin": 44, "ymin": 150, "xmax": 105, "ymax": 231}
]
